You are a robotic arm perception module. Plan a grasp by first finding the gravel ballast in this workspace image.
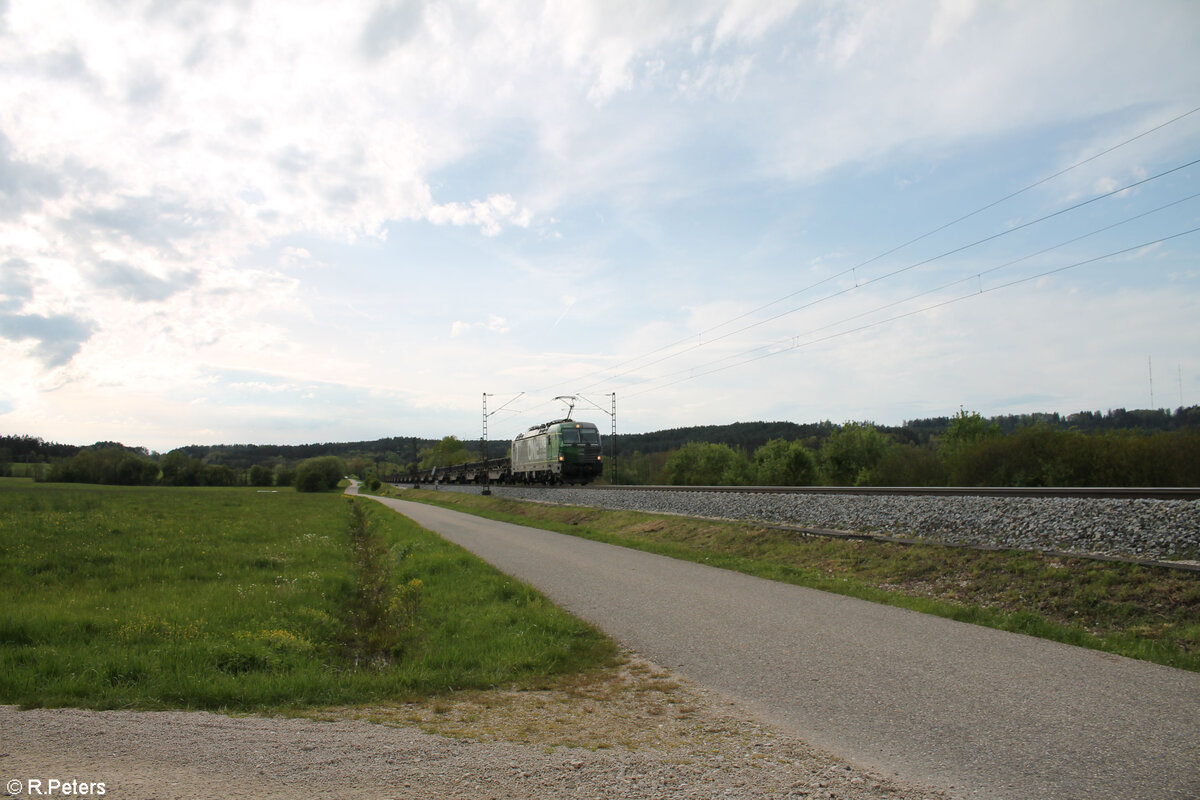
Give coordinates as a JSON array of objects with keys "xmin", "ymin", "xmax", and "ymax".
[{"xmin": 438, "ymin": 486, "xmax": 1200, "ymax": 563}]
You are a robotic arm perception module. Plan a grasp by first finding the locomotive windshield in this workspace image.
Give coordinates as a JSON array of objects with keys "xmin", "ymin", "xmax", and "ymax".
[{"xmin": 561, "ymin": 426, "xmax": 601, "ymax": 445}]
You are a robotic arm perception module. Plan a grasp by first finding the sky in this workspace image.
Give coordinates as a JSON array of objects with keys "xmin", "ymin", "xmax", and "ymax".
[{"xmin": 2, "ymin": 0, "xmax": 1199, "ymax": 452}]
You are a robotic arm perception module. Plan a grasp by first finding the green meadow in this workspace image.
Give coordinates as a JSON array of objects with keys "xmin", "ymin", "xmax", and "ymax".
[{"xmin": 0, "ymin": 480, "xmax": 614, "ymax": 711}]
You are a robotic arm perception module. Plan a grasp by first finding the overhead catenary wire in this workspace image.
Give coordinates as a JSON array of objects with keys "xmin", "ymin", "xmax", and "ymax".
[
  {"xmin": 621, "ymin": 225, "xmax": 1200, "ymax": 399},
  {"xmin": 614, "ymin": 189, "xmax": 1200, "ymax": 392},
  {"xmin": 526, "ymin": 104, "xmax": 1200, "ymax": 399},
  {"xmin": 498, "ymin": 108, "xmax": 1200, "ymax": 432},
  {"xmin": 565, "ymin": 156, "xmax": 1200, "ymax": 397}
]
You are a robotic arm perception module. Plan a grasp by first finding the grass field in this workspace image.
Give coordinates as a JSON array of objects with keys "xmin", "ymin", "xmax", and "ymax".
[
  {"xmin": 0, "ymin": 479, "xmax": 615, "ymax": 711},
  {"xmin": 381, "ymin": 487, "xmax": 1200, "ymax": 673}
]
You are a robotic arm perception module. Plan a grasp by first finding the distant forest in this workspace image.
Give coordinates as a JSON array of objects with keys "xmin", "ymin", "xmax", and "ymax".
[
  {"xmin": 613, "ymin": 406, "xmax": 1200, "ymax": 458},
  {"xmin": 3, "ymin": 405, "xmax": 1198, "ymax": 488}
]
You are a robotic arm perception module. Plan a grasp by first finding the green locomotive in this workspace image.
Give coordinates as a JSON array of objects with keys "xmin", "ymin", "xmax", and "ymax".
[{"xmin": 510, "ymin": 418, "xmax": 604, "ymax": 484}]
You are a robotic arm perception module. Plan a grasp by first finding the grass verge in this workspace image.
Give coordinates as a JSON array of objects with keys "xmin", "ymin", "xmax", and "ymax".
[
  {"xmin": 0, "ymin": 479, "xmax": 615, "ymax": 711},
  {"xmin": 380, "ymin": 486, "xmax": 1200, "ymax": 672}
]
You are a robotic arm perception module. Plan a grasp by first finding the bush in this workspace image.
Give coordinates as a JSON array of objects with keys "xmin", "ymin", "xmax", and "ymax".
[
  {"xmin": 275, "ymin": 465, "xmax": 297, "ymax": 488},
  {"xmin": 248, "ymin": 464, "xmax": 274, "ymax": 487},
  {"xmin": 294, "ymin": 456, "xmax": 346, "ymax": 493},
  {"xmin": 199, "ymin": 463, "xmax": 239, "ymax": 487},
  {"xmin": 45, "ymin": 447, "xmax": 159, "ymax": 486},
  {"xmin": 157, "ymin": 451, "xmax": 240, "ymax": 487},
  {"xmin": 819, "ymin": 422, "xmax": 889, "ymax": 485},
  {"xmin": 664, "ymin": 442, "xmax": 752, "ymax": 486},
  {"xmin": 753, "ymin": 439, "xmax": 817, "ymax": 485},
  {"xmin": 950, "ymin": 426, "xmax": 1200, "ymax": 487},
  {"xmin": 870, "ymin": 443, "xmax": 947, "ymax": 486},
  {"xmin": 116, "ymin": 456, "xmax": 160, "ymax": 485},
  {"xmin": 940, "ymin": 409, "xmax": 1002, "ymax": 453},
  {"xmin": 341, "ymin": 499, "xmax": 420, "ymax": 665}
]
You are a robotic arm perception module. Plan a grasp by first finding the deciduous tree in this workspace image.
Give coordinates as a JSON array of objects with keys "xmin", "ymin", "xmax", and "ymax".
[
  {"xmin": 819, "ymin": 422, "xmax": 889, "ymax": 485},
  {"xmin": 753, "ymin": 439, "xmax": 817, "ymax": 485},
  {"xmin": 664, "ymin": 442, "xmax": 752, "ymax": 486}
]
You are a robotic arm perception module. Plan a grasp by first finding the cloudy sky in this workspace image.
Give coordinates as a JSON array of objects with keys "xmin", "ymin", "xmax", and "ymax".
[{"xmin": 2, "ymin": 0, "xmax": 1198, "ymax": 452}]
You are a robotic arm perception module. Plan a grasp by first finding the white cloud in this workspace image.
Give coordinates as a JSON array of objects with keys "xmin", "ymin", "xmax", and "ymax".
[
  {"xmin": 451, "ymin": 315, "xmax": 511, "ymax": 337},
  {"xmin": 428, "ymin": 194, "xmax": 532, "ymax": 236},
  {"xmin": 927, "ymin": 0, "xmax": 976, "ymax": 48},
  {"xmin": 751, "ymin": 2, "xmax": 1200, "ymax": 181},
  {"xmin": 0, "ymin": 0, "xmax": 1197, "ymax": 447}
]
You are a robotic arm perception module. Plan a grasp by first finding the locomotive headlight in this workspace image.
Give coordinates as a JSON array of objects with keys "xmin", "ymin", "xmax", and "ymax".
[{"xmin": 558, "ymin": 456, "xmax": 564, "ymax": 461}]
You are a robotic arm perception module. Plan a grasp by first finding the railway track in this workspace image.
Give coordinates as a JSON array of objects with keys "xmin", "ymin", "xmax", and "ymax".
[
  {"xmin": 590, "ymin": 484, "xmax": 1200, "ymax": 500},
  {"xmin": 414, "ymin": 482, "xmax": 1200, "ymax": 570}
]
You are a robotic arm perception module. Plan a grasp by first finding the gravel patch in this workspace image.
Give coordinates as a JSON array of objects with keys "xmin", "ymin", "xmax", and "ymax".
[
  {"xmin": 435, "ymin": 486, "xmax": 1200, "ymax": 562},
  {"xmin": 1, "ymin": 653, "xmax": 948, "ymax": 800}
]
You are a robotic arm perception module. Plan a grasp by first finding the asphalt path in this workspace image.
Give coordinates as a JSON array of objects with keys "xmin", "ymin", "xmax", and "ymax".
[{"xmin": 360, "ymin": 491, "xmax": 1200, "ymax": 800}]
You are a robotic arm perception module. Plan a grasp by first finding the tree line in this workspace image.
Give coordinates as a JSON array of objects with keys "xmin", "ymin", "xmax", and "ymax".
[
  {"xmin": 612, "ymin": 410, "xmax": 1200, "ymax": 487},
  {"xmin": 608, "ymin": 406, "xmax": 1200, "ymax": 458},
  {"xmin": 4, "ymin": 405, "xmax": 1197, "ymax": 489},
  {"xmin": 0, "ymin": 432, "xmax": 435, "ymax": 491},
  {"xmin": 1, "ymin": 441, "xmax": 348, "ymax": 493}
]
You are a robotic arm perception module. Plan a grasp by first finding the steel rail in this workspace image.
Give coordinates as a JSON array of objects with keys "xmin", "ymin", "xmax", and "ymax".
[{"xmin": 590, "ymin": 484, "xmax": 1200, "ymax": 500}]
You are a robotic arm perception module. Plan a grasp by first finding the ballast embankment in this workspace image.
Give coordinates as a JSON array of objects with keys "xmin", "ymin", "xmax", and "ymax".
[{"xmin": 432, "ymin": 485, "xmax": 1200, "ymax": 565}]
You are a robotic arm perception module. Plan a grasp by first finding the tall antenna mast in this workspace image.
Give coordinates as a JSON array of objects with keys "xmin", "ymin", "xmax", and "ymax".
[{"xmin": 1148, "ymin": 356, "xmax": 1155, "ymax": 409}]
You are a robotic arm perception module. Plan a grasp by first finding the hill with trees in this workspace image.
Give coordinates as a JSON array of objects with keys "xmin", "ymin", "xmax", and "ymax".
[{"xmin": 3, "ymin": 405, "xmax": 1197, "ymax": 488}]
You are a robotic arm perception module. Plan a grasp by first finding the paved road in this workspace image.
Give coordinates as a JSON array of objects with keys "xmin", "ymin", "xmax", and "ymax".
[{"xmin": 362, "ymin": 492, "xmax": 1200, "ymax": 800}]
